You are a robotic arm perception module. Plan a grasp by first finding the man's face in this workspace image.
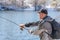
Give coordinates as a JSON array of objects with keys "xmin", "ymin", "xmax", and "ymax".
[{"xmin": 39, "ymin": 12, "xmax": 47, "ymax": 19}]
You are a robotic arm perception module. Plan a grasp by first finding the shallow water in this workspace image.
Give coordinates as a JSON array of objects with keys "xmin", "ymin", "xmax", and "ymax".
[{"xmin": 0, "ymin": 9, "xmax": 60, "ymax": 40}]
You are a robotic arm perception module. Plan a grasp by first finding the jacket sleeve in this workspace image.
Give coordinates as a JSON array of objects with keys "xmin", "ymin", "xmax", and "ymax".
[
  {"xmin": 43, "ymin": 22, "xmax": 52, "ymax": 34},
  {"xmin": 40, "ymin": 22, "xmax": 52, "ymax": 40},
  {"xmin": 25, "ymin": 21, "xmax": 40, "ymax": 27}
]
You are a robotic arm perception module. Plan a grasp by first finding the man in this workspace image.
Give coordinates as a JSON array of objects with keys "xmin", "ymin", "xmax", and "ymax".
[{"xmin": 20, "ymin": 9, "xmax": 53, "ymax": 40}]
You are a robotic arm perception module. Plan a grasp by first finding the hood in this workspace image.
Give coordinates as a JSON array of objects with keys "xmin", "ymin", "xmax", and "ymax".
[{"xmin": 44, "ymin": 16, "xmax": 54, "ymax": 22}]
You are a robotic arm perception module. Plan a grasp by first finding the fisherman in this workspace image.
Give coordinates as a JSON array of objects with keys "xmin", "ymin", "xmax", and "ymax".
[{"xmin": 20, "ymin": 9, "xmax": 53, "ymax": 40}]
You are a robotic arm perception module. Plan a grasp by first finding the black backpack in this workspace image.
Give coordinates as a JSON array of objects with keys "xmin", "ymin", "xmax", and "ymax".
[{"xmin": 47, "ymin": 19, "xmax": 60, "ymax": 39}]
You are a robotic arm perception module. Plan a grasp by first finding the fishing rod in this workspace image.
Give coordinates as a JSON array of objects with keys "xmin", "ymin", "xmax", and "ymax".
[
  {"xmin": 0, "ymin": 16, "xmax": 19, "ymax": 26},
  {"xmin": 0, "ymin": 15, "xmax": 47, "ymax": 35},
  {"xmin": 0, "ymin": 16, "xmax": 29, "ymax": 31},
  {"xmin": 0, "ymin": 16, "xmax": 49, "ymax": 34}
]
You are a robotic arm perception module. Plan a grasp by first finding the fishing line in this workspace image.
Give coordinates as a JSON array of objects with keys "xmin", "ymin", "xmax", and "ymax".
[
  {"xmin": 0, "ymin": 16, "xmax": 29, "ymax": 30},
  {"xmin": 0, "ymin": 16, "xmax": 19, "ymax": 26}
]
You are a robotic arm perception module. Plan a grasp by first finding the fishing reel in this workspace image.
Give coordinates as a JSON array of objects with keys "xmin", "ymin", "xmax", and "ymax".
[{"xmin": 20, "ymin": 27, "xmax": 34, "ymax": 34}]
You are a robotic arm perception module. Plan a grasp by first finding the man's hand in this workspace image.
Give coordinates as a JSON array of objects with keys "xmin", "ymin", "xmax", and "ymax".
[
  {"xmin": 20, "ymin": 24, "xmax": 25, "ymax": 31},
  {"xmin": 32, "ymin": 29, "xmax": 48, "ymax": 35}
]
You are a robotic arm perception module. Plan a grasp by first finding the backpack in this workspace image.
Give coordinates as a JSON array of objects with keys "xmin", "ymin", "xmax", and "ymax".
[{"xmin": 47, "ymin": 19, "xmax": 60, "ymax": 39}]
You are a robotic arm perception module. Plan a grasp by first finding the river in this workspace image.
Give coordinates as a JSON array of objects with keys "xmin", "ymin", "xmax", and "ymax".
[{"xmin": 0, "ymin": 9, "xmax": 60, "ymax": 40}]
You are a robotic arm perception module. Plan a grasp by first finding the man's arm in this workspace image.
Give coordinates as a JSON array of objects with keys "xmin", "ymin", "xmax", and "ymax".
[
  {"xmin": 25, "ymin": 21, "xmax": 40, "ymax": 27},
  {"xmin": 43, "ymin": 22, "xmax": 52, "ymax": 34},
  {"xmin": 20, "ymin": 21, "xmax": 40, "ymax": 30}
]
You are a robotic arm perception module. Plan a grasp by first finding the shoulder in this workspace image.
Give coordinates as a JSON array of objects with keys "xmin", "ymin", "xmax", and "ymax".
[{"xmin": 43, "ymin": 22, "xmax": 51, "ymax": 26}]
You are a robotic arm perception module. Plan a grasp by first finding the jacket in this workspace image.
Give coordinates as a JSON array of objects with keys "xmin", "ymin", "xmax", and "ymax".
[{"xmin": 25, "ymin": 16, "xmax": 53, "ymax": 40}]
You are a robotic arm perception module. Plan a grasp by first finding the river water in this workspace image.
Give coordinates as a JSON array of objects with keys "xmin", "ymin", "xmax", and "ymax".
[{"xmin": 0, "ymin": 9, "xmax": 60, "ymax": 40}]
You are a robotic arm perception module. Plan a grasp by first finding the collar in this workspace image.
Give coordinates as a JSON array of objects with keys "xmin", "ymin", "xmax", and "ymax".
[{"xmin": 43, "ymin": 16, "xmax": 48, "ymax": 20}]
